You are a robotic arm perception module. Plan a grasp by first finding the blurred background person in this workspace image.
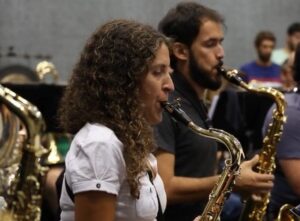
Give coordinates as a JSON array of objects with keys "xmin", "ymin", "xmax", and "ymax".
[
  {"xmin": 240, "ymin": 31, "xmax": 281, "ymax": 88},
  {"xmin": 272, "ymin": 22, "xmax": 300, "ymax": 65},
  {"xmin": 264, "ymin": 43, "xmax": 300, "ymax": 221},
  {"xmin": 280, "ymin": 52, "xmax": 296, "ymax": 91}
]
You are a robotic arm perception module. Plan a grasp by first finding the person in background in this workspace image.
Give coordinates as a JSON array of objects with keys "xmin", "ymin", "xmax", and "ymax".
[
  {"xmin": 272, "ymin": 22, "xmax": 300, "ymax": 65},
  {"xmin": 280, "ymin": 52, "xmax": 296, "ymax": 91},
  {"xmin": 154, "ymin": 2, "xmax": 274, "ymax": 221},
  {"xmin": 240, "ymin": 31, "xmax": 281, "ymax": 88},
  {"xmin": 58, "ymin": 19, "xmax": 174, "ymax": 221},
  {"xmin": 264, "ymin": 43, "xmax": 300, "ymax": 221}
]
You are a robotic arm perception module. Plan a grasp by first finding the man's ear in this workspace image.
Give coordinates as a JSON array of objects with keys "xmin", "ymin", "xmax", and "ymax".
[{"xmin": 172, "ymin": 42, "xmax": 189, "ymax": 61}]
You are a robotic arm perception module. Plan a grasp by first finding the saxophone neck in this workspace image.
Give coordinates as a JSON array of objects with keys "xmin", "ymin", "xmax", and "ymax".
[
  {"xmin": 218, "ymin": 66, "xmax": 286, "ymax": 115},
  {"xmin": 163, "ymin": 99, "xmax": 245, "ymax": 162},
  {"xmin": 162, "ymin": 100, "xmax": 192, "ymax": 126},
  {"xmin": 218, "ymin": 66, "xmax": 248, "ymax": 89}
]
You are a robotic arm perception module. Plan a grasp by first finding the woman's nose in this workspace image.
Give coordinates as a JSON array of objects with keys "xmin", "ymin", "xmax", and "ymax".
[{"xmin": 164, "ymin": 75, "xmax": 174, "ymax": 92}]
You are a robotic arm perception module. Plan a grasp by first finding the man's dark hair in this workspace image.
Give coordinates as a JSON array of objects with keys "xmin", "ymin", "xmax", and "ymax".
[
  {"xmin": 287, "ymin": 22, "xmax": 300, "ymax": 36},
  {"xmin": 254, "ymin": 31, "xmax": 276, "ymax": 48},
  {"xmin": 158, "ymin": 1, "xmax": 224, "ymax": 68},
  {"xmin": 158, "ymin": 1, "xmax": 224, "ymax": 47}
]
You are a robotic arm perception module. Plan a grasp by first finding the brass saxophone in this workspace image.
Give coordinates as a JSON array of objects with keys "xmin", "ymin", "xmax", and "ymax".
[
  {"xmin": 35, "ymin": 60, "xmax": 59, "ymax": 83},
  {"xmin": 163, "ymin": 100, "xmax": 245, "ymax": 221},
  {"xmin": 276, "ymin": 204, "xmax": 300, "ymax": 221},
  {"xmin": 35, "ymin": 60, "xmax": 65, "ymax": 166},
  {"xmin": 218, "ymin": 66, "xmax": 287, "ymax": 221},
  {"xmin": 0, "ymin": 84, "xmax": 48, "ymax": 221}
]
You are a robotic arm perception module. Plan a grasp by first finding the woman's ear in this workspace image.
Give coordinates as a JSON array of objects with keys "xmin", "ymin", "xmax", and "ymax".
[{"xmin": 172, "ymin": 42, "xmax": 189, "ymax": 61}]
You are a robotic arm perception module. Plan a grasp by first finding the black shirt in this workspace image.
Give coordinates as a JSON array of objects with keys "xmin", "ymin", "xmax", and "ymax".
[{"xmin": 155, "ymin": 71, "xmax": 218, "ymax": 221}]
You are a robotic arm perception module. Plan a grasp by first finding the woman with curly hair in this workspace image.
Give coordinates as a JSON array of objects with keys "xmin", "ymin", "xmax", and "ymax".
[{"xmin": 58, "ymin": 19, "xmax": 174, "ymax": 221}]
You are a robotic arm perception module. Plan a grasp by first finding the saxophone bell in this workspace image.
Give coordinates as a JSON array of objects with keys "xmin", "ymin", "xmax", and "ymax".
[{"xmin": 275, "ymin": 204, "xmax": 300, "ymax": 221}]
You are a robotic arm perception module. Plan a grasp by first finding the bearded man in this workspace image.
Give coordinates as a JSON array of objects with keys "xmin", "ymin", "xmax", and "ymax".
[
  {"xmin": 240, "ymin": 31, "xmax": 281, "ymax": 87},
  {"xmin": 154, "ymin": 2, "xmax": 274, "ymax": 221}
]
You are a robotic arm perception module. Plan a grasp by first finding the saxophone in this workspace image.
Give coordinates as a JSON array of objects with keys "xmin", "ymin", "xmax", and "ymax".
[
  {"xmin": 218, "ymin": 66, "xmax": 287, "ymax": 221},
  {"xmin": 0, "ymin": 84, "xmax": 48, "ymax": 221},
  {"xmin": 35, "ymin": 60, "xmax": 65, "ymax": 166},
  {"xmin": 276, "ymin": 204, "xmax": 300, "ymax": 221},
  {"xmin": 163, "ymin": 100, "xmax": 245, "ymax": 221}
]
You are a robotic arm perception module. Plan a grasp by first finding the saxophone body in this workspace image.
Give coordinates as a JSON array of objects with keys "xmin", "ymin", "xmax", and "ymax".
[
  {"xmin": 0, "ymin": 84, "xmax": 48, "ymax": 221},
  {"xmin": 219, "ymin": 67, "xmax": 287, "ymax": 221},
  {"xmin": 163, "ymin": 101, "xmax": 245, "ymax": 221}
]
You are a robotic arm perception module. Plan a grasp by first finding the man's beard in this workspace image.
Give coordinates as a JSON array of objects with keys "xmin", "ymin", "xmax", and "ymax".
[
  {"xmin": 189, "ymin": 51, "xmax": 222, "ymax": 90},
  {"xmin": 258, "ymin": 53, "xmax": 271, "ymax": 63},
  {"xmin": 288, "ymin": 41, "xmax": 297, "ymax": 51}
]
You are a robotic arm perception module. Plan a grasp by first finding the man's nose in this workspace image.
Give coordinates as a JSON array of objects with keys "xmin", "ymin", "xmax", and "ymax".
[{"xmin": 217, "ymin": 45, "xmax": 224, "ymax": 59}]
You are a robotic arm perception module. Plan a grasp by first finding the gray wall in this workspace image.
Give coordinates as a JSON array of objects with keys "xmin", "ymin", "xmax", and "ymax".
[{"xmin": 0, "ymin": 0, "xmax": 299, "ymax": 83}]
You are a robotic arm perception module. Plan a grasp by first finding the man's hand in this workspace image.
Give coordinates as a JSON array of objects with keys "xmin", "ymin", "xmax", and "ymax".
[{"xmin": 234, "ymin": 155, "xmax": 274, "ymax": 196}]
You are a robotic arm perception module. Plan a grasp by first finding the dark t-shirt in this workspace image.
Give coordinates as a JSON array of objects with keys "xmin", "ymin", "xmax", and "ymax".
[
  {"xmin": 263, "ymin": 92, "xmax": 300, "ymax": 218},
  {"xmin": 154, "ymin": 72, "xmax": 218, "ymax": 221},
  {"xmin": 240, "ymin": 61, "xmax": 281, "ymax": 83}
]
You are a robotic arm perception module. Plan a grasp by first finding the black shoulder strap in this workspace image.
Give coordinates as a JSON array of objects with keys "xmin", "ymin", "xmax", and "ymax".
[
  {"xmin": 65, "ymin": 177, "xmax": 74, "ymax": 202},
  {"xmin": 55, "ymin": 172, "xmax": 75, "ymax": 221},
  {"xmin": 147, "ymin": 170, "xmax": 165, "ymax": 221}
]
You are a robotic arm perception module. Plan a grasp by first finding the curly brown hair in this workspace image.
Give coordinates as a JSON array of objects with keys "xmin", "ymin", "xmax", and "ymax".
[{"xmin": 59, "ymin": 19, "xmax": 169, "ymax": 198}]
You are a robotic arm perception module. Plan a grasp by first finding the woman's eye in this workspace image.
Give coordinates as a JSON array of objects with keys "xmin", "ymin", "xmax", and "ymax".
[
  {"xmin": 150, "ymin": 65, "xmax": 172, "ymax": 76},
  {"xmin": 152, "ymin": 67, "xmax": 164, "ymax": 75},
  {"xmin": 153, "ymin": 69, "xmax": 163, "ymax": 75}
]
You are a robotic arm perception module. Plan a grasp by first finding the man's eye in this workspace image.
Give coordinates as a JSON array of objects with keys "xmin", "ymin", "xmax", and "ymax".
[
  {"xmin": 205, "ymin": 39, "xmax": 223, "ymax": 48},
  {"xmin": 205, "ymin": 41, "xmax": 216, "ymax": 47}
]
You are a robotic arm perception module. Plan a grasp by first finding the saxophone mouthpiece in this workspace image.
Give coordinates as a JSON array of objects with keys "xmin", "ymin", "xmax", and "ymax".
[
  {"xmin": 218, "ymin": 65, "xmax": 244, "ymax": 86},
  {"xmin": 162, "ymin": 99, "xmax": 192, "ymax": 126},
  {"xmin": 160, "ymin": 101, "xmax": 168, "ymax": 108}
]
